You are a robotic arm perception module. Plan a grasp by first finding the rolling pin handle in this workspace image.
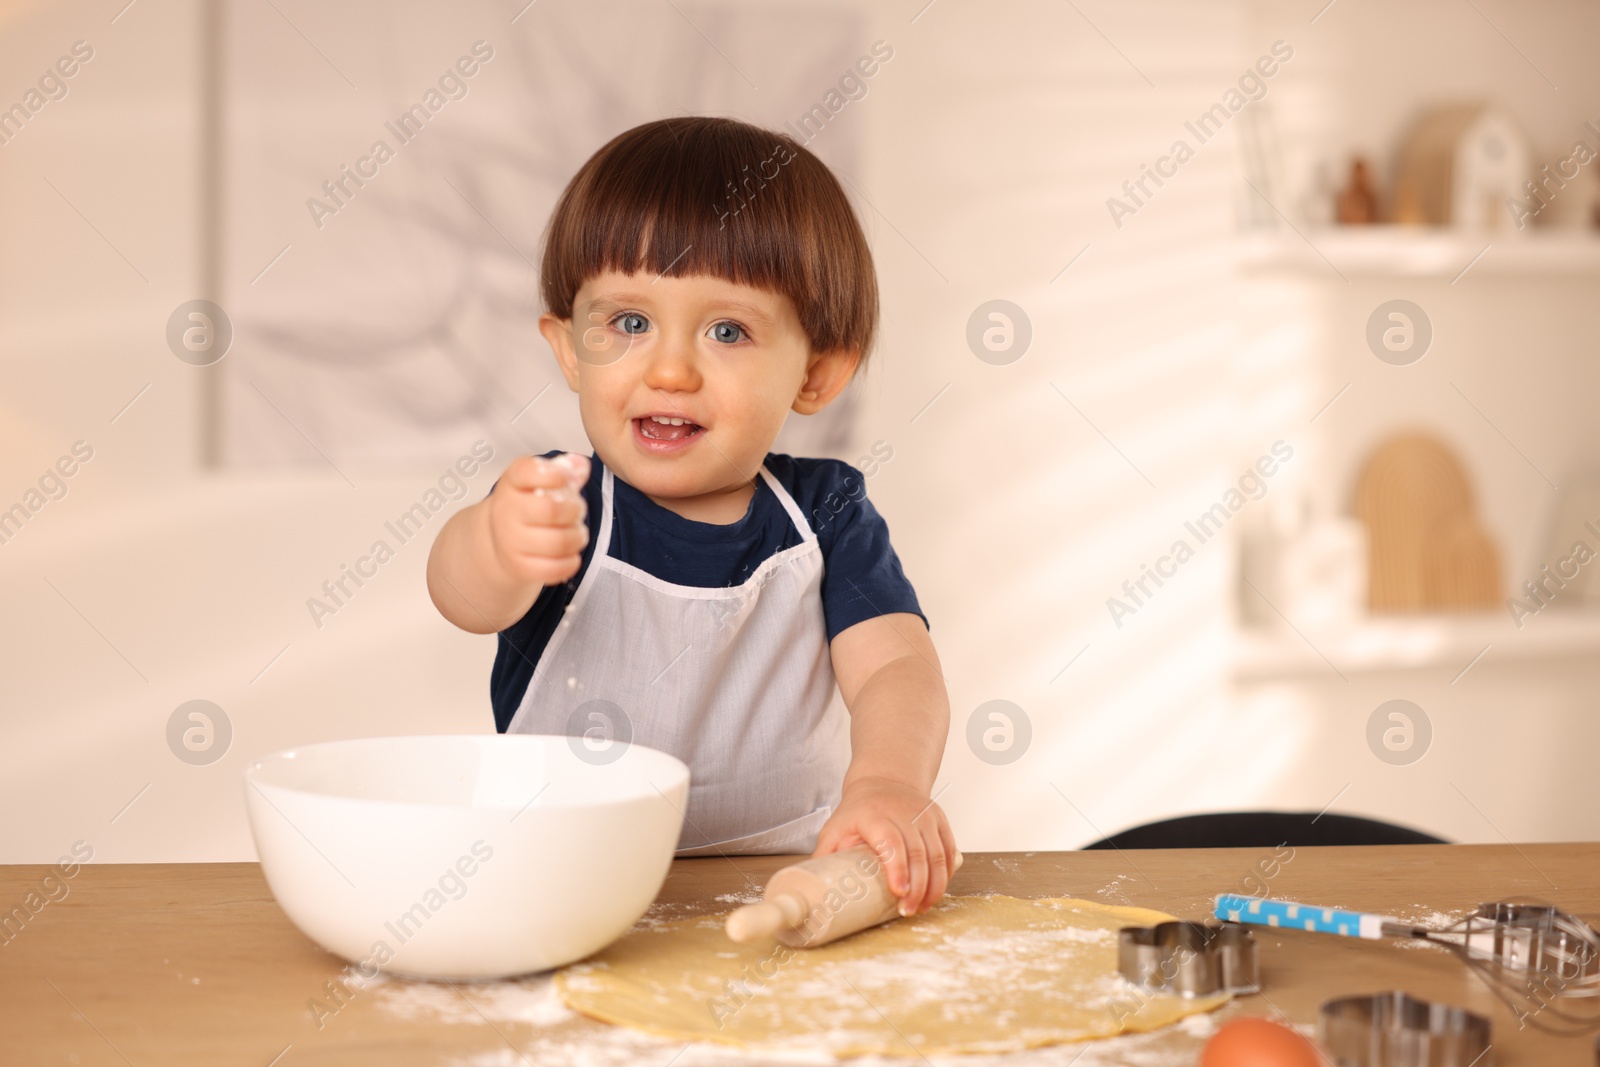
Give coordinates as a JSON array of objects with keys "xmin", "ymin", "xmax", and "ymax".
[{"xmin": 725, "ymin": 892, "xmax": 807, "ymax": 943}]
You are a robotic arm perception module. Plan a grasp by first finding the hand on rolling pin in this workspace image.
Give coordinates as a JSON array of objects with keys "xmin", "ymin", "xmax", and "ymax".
[
  {"xmin": 488, "ymin": 453, "xmax": 591, "ymax": 586},
  {"xmin": 813, "ymin": 777, "xmax": 961, "ymax": 916}
]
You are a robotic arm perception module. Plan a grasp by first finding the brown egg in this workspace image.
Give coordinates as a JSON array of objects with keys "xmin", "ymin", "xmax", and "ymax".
[{"xmin": 1201, "ymin": 1016, "xmax": 1323, "ymax": 1067}]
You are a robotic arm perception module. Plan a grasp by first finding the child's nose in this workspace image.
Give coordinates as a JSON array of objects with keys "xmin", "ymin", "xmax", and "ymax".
[{"xmin": 639, "ymin": 333, "xmax": 702, "ymax": 392}]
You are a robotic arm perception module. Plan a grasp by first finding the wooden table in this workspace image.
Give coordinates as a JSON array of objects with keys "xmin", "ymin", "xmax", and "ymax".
[{"xmin": 2, "ymin": 845, "xmax": 1597, "ymax": 1065}]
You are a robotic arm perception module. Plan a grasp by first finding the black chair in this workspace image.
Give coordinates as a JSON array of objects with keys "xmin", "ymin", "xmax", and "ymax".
[{"xmin": 1082, "ymin": 811, "xmax": 1447, "ymax": 850}]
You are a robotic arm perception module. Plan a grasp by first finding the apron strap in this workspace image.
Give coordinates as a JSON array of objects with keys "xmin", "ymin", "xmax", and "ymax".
[
  {"xmin": 595, "ymin": 464, "xmax": 618, "ymax": 562},
  {"xmin": 758, "ymin": 465, "xmax": 818, "ymax": 544}
]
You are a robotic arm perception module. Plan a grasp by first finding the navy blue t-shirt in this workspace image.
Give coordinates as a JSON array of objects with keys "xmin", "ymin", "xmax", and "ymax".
[{"xmin": 489, "ymin": 451, "xmax": 927, "ymax": 732}]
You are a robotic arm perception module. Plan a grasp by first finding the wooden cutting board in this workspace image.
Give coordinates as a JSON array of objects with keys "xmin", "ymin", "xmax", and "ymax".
[{"xmin": 1354, "ymin": 432, "xmax": 1501, "ymax": 611}]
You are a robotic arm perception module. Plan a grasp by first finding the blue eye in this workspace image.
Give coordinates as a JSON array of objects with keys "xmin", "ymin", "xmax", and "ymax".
[
  {"xmin": 710, "ymin": 321, "xmax": 745, "ymax": 344},
  {"xmin": 611, "ymin": 312, "xmax": 649, "ymax": 335}
]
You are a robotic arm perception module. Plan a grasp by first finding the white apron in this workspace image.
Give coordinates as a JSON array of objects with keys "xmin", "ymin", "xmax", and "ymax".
[{"xmin": 505, "ymin": 459, "xmax": 851, "ymax": 856}]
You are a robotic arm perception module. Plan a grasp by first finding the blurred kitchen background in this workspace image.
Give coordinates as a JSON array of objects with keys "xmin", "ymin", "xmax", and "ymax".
[{"xmin": 3, "ymin": 0, "xmax": 1598, "ymax": 862}]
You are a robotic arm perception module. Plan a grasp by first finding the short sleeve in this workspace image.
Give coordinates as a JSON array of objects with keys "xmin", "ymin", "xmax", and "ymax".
[{"xmin": 807, "ymin": 460, "xmax": 928, "ymax": 639}]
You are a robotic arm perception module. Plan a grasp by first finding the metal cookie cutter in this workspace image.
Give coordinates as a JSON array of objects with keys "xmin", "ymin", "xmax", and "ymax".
[
  {"xmin": 1117, "ymin": 921, "xmax": 1259, "ymax": 997},
  {"xmin": 1319, "ymin": 991, "xmax": 1492, "ymax": 1067}
]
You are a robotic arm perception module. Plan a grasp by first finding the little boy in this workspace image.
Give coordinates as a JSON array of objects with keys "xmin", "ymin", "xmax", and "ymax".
[{"xmin": 427, "ymin": 116, "xmax": 958, "ymax": 914}]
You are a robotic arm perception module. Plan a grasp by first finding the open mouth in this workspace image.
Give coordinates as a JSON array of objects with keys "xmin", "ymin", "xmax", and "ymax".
[{"xmin": 634, "ymin": 414, "xmax": 705, "ymax": 445}]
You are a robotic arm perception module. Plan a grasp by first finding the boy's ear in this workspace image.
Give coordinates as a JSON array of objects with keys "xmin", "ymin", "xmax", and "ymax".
[
  {"xmin": 792, "ymin": 346, "xmax": 860, "ymax": 415},
  {"xmin": 539, "ymin": 313, "xmax": 582, "ymax": 392}
]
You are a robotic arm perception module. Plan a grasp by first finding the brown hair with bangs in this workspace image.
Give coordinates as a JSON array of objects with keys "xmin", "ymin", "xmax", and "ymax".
[{"xmin": 540, "ymin": 116, "xmax": 878, "ymax": 369}]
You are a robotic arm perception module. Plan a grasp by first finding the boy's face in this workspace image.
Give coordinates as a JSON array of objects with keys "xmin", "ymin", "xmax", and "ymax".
[{"xmin": 540, "ymin": 271, "xmax": 857, "ymax": 511}]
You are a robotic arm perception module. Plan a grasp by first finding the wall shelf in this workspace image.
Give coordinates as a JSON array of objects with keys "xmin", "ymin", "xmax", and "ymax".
[
  {"xmin": 1237, "ymin": 228, "xmax": 1600, "ymax": 279},
  {"xmin": 1231, "ymin": 610, "xmax": 1600, "ymax": 680}
]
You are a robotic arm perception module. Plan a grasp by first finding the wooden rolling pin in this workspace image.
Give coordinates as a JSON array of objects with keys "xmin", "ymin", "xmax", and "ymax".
[{"xmin": 725, "ymin": 845, "xmax": 963, "ymax": 948}]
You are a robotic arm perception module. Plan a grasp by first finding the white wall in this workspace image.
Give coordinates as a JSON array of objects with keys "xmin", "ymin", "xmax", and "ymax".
[{"xmin": 0, "ymin": 1, "xmax": 204, "ymax": 485}]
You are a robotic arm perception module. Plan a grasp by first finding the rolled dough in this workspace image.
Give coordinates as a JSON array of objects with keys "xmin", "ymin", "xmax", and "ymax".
[{"xmin": 556, "ymin": 895, "xmax": 1230, "ymax": 1057}]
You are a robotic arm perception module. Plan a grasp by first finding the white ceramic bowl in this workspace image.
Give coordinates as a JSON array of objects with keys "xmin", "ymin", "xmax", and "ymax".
[{"xmin": 244, "ymin": 734, "xmax": 688, "ymax": 979}]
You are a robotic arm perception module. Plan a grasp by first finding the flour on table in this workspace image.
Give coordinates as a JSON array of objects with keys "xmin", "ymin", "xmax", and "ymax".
[
  {"xmin": 1095, "ymin": 875, "xmax": 1133, "ymax": 903},
  {"xmin": 714, "ymin": 889, "xmax": 764, "ymax": 905},
  {"xmin": 373, "ymin": 973, "xmax": 574, "ymax": 1028},
  {"xmin": 1391, "ymin": 904, "xmax": 1471, "ymax": 927},
  {"xmin": 629, "ymin": 899, "xmax": 701, "ymax": 931}
]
